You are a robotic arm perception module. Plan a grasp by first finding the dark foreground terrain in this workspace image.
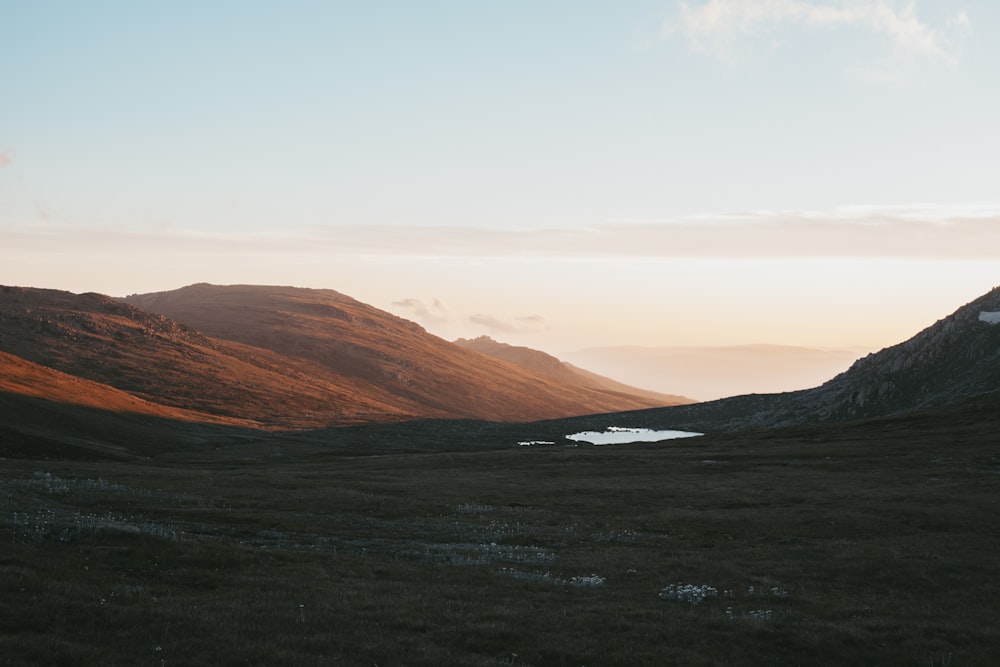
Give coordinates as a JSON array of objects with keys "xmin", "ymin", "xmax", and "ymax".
[{"xmin": 2, "ymin": 395, "xmax": 998, "ymax": 666}]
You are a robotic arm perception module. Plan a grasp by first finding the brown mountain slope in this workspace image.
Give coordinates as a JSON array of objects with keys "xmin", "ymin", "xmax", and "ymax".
[
  {"xmin": 0, "ymin": 351, "xmax": 247, "ymax": 425},
  {"xmin": 0, "ymin": 350, "xmax": 267, "ymax": 460},
  {"xmin": 453, "ymin": 336, "xmax": 692, "ymax": 405},
  {"xmin": 123, "ymin": 283, "xmax": 676, "ymax": 421},
  {"xmin": 0, "ymin": 286, "xmax": 414, "ymax": 426}
]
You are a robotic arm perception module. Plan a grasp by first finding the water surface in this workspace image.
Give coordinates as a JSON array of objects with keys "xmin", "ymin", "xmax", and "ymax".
[{"xmin": 565, "ymin": 426, "xmax": 702, "ymax": 445}]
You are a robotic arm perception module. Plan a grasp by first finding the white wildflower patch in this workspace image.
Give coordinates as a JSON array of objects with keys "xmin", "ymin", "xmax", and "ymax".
[
  {"xmin": 658, "ymin": 582, "xmax": 718, "ymax": 605},
  {"xmin": 479, "ymin": 542, "xmax": 557, "ymax": 564},
  {"xmin": 10, "ymin": 508, "xmax": 182, "ymax": 544},
  {"xmin": 496, "ymin": 568, "xmax": 605, "ymax": 588},
  {"xmin": 417, "ymin": 541, "xmax": 557, "ymax": 567},
  {"xmin": 496, "ymin": 568, "xmax": 564, "ymax": 585},
  {"xmin": 745, "ymin": 584, "xmax": 789, "ymax": 598},
  {"xmin": 454, "ymin": 503, "xmax": 495, "ymax": 514},
  {"xmin": 569, "ymin": 574, "xmax": 606, "ymax": 588},
  {"xmin": 660, "ymin": 579, "xmax": 790, "ymax": 619},
  {"xmin": 726, "ymin": 607, "xmax": 774, "ymax": 623}
]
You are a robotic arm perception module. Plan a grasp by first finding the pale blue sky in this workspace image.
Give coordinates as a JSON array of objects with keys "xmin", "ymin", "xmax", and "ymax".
[{"xmin": 2, "ymin": 1, "xmax": 998, "ymax": 355}]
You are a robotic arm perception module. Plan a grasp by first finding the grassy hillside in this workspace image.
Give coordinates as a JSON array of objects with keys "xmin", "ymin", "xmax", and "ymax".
[
  {"xmin": 125, "ymin": 283, "xmax": 682, "ymax": 421},
  {"xmin": 2, "ymin": 395, "xmax": 998, "ymax": 665}
]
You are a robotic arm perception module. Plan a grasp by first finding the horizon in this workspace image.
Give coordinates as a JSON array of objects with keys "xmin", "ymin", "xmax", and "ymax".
[{"xmin": 3, "ymin": 2, "xmax": 998, "ymax": 364}]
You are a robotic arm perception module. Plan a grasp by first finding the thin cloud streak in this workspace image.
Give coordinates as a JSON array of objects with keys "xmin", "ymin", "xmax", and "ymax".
[
  {"xmin": 391, "ymin": 297, "xmax": 456, "ymax": 329},
  {"xmin": 468, "ymin": 314, "xmax": 548, "ymax": 335},
  {"xmin": 5, "ymin": 205, "xmax": 999, "ymax": 262},
  {"xmin": 304, "ymin": 207, "xmax": 1000, "ymax": 259},
  {"xmin": 663, "ymin": 0, "xmax": 968, "ymax": 81}
]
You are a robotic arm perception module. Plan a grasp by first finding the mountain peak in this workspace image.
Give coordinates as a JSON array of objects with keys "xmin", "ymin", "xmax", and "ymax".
[
  {"xmin": 121, "ymin": 284, "xmax": 682, "ymax": 423},
  {"xmin": 2, "ymin": 284, "xmax": 687, "ymax": 432}
]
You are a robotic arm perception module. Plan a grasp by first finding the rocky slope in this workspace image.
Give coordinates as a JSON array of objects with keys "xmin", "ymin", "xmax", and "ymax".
[{"xmin": 576, "ymin": 286, "xmax": 1000, "ymax": 433}]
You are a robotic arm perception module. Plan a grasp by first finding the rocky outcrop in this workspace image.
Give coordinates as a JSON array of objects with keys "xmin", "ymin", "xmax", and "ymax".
[{"xmin": 613, "ymin": 286, "xmax": 1000, "ymax": 433}]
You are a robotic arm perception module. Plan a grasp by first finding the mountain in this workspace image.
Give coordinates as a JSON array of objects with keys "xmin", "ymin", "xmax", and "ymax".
[
  {"xmin": 453, "ymin": 336, "xmax": 693, "ymax": 405},
  {"xmin": 120, "ymin": 283, "xmax": 680, "ymax": 422},
  {"xmin": 6, "ymin": 283, "xmax": 997, "ymax": 452},
  {"xmin": 0, "ymin": 350, "xmax": 246, "ymax": 425},
  {"xmin": 0, "ymin": 286, "xmax": 418, "ymax": 427},
  {"xmin": 0, "ymin": 284, "xmax": 681, "ymax": 431},
  {"xmin": 0, "ymin": 349, "xmax": 266, "ymax": 459},
  {"xmin": 569, "ymin": 286, "xmax": 1000, "ymax": 434},
  {"xmin": 566, "ymin": 344, "xmax": 870, "ymax": 402}
]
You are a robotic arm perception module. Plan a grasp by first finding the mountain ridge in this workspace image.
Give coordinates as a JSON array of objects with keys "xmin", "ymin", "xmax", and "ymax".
[
  {"xmin": 125, "ymin": 284, "xmax": 688, "ymax": 422},
  {"xmin": 3, "ymin": 283, "xmax": 997, "ymax": 454},
  {"xmin": 0, "ymin": 283, "xmax": 684, "ymax": 431},
  {"xmin": 562, "ymin": 285, "xmax": 1000, "ymax": 433},
  {"xmin": 0, "ymin": 285, "xmax": 413, "ymax": 426}
]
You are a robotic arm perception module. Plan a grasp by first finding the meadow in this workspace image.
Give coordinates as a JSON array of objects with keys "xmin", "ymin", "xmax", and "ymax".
[{"xmin": 2, "ymin": 407, "xmax": 998, "ymax": 666}]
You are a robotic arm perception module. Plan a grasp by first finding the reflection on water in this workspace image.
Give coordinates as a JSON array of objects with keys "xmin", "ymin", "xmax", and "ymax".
[{"xmin": 565, "ymin": 426, "xmax": 703, "ymax": 445}]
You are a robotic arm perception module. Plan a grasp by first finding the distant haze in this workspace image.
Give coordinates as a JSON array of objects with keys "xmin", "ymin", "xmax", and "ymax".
[{"xmin": 567, "ymin": 345, "xmax": 872, "ymax": 402}]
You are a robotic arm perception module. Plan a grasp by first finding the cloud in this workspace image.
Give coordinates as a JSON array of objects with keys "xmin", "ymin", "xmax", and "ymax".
[
  {"xmin": 391, "ymin": 297, "xmax": 455, "ymax": 328},
  {"xmin": 0, "ymin": 149, "xmax": 13, "ymax": 170},
  {"xmin": 599, "ymin": 209, "xmax": 1000, "ymax": 259},
  {"xmin": 389, "ymin": 298, "xmax": 547, "ymax": 339},
  {"xmin": 663, "ymin": 0, "xmax": 968, "ymax": 81},
  {"xmin": 469, "ymin": 313, "xmax": 548, "ymax": 334},
  {"xmin": 515, "ymin": 315, "xmax": 547, "ymax": 330},
  {"xmin": 6, "ymin": 203, "xmax": 999, "ymax": 264},
  {"xmin": 310, "ymin": 206, "xmax": 1000, "ymax": 260}
]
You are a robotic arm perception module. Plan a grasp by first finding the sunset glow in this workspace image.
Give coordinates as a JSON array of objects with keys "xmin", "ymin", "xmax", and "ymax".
[{"xmin": 2, "ymin": 2, "xmax": 997, "ymax": 376}]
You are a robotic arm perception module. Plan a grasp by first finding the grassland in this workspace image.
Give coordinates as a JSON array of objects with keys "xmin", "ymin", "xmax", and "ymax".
[{"xmin": 2, "ymin": 406, "xmax": 998, "ymax": 666}]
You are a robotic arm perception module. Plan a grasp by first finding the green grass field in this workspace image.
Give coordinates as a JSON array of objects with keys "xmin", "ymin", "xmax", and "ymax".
[{"xmin": 2, "ymin": 411, "xmax": 998, "ymax": 665}]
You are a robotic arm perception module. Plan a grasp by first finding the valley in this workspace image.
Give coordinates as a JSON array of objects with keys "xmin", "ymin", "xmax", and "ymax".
[
  {"xmin": 7, "ymin": 3, "xmax": 998, "ymax": 664},
  {"xmin": 2, "ymin": 394, "xmax": 998, "ymax": 665},
  {"xmin": 1, "ymin": 283, "xmax": 998, "ymax": 665}
]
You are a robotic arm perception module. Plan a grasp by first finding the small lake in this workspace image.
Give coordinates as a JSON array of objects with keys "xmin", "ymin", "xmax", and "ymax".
[{"xmin": 565, "ymin": 426, "xmax": 703, "ymax": 445}]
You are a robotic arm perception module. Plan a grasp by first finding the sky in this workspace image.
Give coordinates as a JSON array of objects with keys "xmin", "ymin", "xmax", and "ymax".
[{"xmin": 2, "ymin": 0, "xmax": 998, "ymax": 360}]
